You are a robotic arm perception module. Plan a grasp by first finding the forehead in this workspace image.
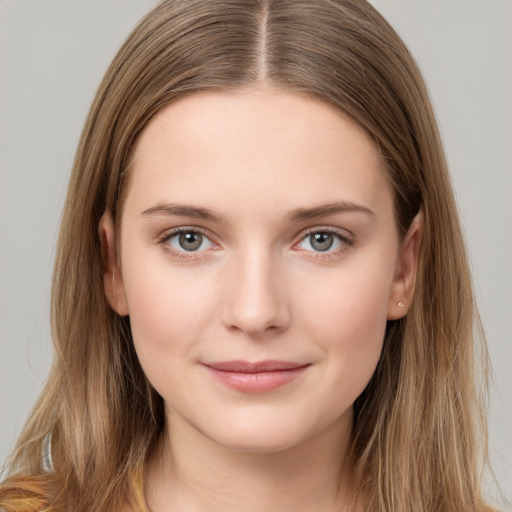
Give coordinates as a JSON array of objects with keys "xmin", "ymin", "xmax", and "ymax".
[{"xmin": 125, "ymin": 86, "xmax": 392, "ymax": 221}]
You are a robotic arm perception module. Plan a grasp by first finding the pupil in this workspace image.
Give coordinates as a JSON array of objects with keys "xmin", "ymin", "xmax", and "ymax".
[
  {"xmin": 311, "ymin": 232, "xmax": 333, "ymax": 252},
  {"xmin": 179, "ymin": 232, "xmax": 202, "ymax": 251}
]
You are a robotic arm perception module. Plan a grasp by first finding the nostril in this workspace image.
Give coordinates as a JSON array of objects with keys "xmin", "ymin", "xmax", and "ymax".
[{"xmin": 222, "ymin": 300, "xmax": 291, "ymax": 336}]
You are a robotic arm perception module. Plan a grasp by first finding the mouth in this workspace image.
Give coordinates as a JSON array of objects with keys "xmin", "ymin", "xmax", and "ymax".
[{"xmin": 202, "ymin": 360, "xmax": 311, "ymax": 393}]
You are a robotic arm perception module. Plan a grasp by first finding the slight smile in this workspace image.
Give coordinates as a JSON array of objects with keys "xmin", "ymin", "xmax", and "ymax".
[{"xmin": 202, "ymin": 360, "xmax": 311, "ymax": 393}]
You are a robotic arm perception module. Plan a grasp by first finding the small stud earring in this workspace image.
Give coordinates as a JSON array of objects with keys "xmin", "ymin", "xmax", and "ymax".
[{"xmin": 397, "ymin": 301, "xmax": 405, "ymax": 308}]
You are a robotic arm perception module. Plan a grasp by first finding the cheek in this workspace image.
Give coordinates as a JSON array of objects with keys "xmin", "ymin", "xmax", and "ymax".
[
  {"xmin": 120, "ymin": 258, "xmax": 217, "ymax": 384},
  {"xmin": 298, "ymin": 257, "xmax": 394, "ymax": 394}
]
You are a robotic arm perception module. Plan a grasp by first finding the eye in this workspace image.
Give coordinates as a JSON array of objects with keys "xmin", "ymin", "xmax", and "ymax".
[
  {"xmin": 163, "ymin": 229, "xmax": 215, "ymax": 253},
  {"xmin": 296, "ymin": 230, "xmax": 352, "ymax": 254}
]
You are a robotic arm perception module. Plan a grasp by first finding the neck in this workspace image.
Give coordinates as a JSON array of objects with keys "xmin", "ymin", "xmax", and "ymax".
[{"xmin": 144, "ymin": 411, "xmax": 355, "ymax": 512}]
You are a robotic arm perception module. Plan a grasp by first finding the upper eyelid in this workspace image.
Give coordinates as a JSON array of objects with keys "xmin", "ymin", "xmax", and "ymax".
[
  {"xmin": 159, "ymin": 226, "xmax": 215, "ymax": 241},
  {"xmin": 296, "ymin": 226, "xmax": 354, "ymax": 241}
]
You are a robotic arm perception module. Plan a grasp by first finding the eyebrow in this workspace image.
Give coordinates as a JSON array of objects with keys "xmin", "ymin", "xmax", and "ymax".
[
  {"xmin": 140, "ymin": 200, "xmax": 374, "ymax": 223},
  {"xmin": 141, "ymin": 203, "xmax": 223, "ymax": 222},
  {"xmin": 286, "ymin": 201, "xmax": 375, "ymax": 222}
]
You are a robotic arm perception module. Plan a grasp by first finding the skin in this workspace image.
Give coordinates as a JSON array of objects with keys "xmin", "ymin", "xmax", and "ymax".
[{"xmin": 100, "ymin": 86, "xmax": 421, "ymax": 511}]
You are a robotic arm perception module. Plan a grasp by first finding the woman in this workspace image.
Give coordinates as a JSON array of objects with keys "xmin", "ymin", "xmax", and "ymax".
[{"xmin": 0, "ymin": 1, "xmax": 499, "ymax": 511}]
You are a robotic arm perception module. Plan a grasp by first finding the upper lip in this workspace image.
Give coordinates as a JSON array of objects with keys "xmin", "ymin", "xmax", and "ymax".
[{"xmin": 203, "ymin": 360, "xmax": 310, "ymax": 373}]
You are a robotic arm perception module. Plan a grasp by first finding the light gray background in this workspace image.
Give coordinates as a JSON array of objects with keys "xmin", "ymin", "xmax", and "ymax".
[{"xmin": 1, "ymin": 0, "xmax": 511, "ymax": 506}]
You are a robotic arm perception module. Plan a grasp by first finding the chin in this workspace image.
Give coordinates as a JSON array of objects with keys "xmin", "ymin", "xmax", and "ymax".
[
  {"xmin": 209, "ymin": 428, "xmax": 307, "ymax": 454},
  {"xmin": 194, "ymin": 407, "xmax": 348, "ymax": 456}
]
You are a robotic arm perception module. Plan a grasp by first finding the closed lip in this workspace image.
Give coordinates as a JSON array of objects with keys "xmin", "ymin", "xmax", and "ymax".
[
  {"xmin": 202, "ymin": 360, "xmax": 310, "ymax": 373},
  {"xmin": 202, "ymin": 360, "xmax": 311, "ymax": 393}
]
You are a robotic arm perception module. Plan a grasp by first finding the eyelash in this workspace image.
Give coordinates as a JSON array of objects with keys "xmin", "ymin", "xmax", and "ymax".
[
  {"xmin": 294, "ymin": 228, "xmax": 354, "ymax": 260},
  {"xmin": 158, "ymin": 227, "xmax": 354, "ymax": 261},
  {"xmin": 158, "ymin": 228, "xmax": 217, "ymax": 261}
]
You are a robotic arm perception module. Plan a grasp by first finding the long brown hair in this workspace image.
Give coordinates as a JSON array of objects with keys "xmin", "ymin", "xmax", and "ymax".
[{"xmin": 0, "ymin": 1, "xmax": 495, "ymax": 511}]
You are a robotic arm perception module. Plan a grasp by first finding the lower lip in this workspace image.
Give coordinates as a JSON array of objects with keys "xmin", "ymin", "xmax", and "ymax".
[{"xmin": 204, "ymin": 366, "xmax": 309, "ymax": 393}]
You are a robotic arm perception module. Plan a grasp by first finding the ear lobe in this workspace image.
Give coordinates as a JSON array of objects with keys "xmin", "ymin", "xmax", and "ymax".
[
  {"xmin": 98, "ymin": 211, "xmax": 129, "ymax": 316},
  {"xmin": 387, "ymin": 212, "xmax": 422, "ymax": 320}
]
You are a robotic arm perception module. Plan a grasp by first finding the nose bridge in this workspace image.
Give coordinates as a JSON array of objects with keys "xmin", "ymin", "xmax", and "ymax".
[{"xmin": 222, "ymin": 241, "xmax": 289, "ymax": 335}]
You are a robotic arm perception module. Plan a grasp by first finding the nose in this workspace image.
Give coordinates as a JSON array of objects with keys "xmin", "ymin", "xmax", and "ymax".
[{"xmin": 221, "ymin": 246, "xmax": 291, "ymax": 337}]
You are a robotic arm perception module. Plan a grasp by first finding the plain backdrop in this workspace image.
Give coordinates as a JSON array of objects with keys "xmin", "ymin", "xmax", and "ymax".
[{"xmin": 1, "ymin": 0, "xmax": 511, "ymax": 506}]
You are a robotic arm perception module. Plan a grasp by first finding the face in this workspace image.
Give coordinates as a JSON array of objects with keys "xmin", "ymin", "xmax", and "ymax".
[{"xmin": 101, "ymin": 87, "xmax": 419, "ymax": 454}]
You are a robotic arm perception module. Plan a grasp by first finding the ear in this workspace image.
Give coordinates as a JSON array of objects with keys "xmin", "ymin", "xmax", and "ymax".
[
  {"xmin": 387, "ymin": 212, "xmax": 422, "ymax": 320},
  {"xmin": 98, "ymin": 210, "xmax": 129, "ymax": 316}
]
